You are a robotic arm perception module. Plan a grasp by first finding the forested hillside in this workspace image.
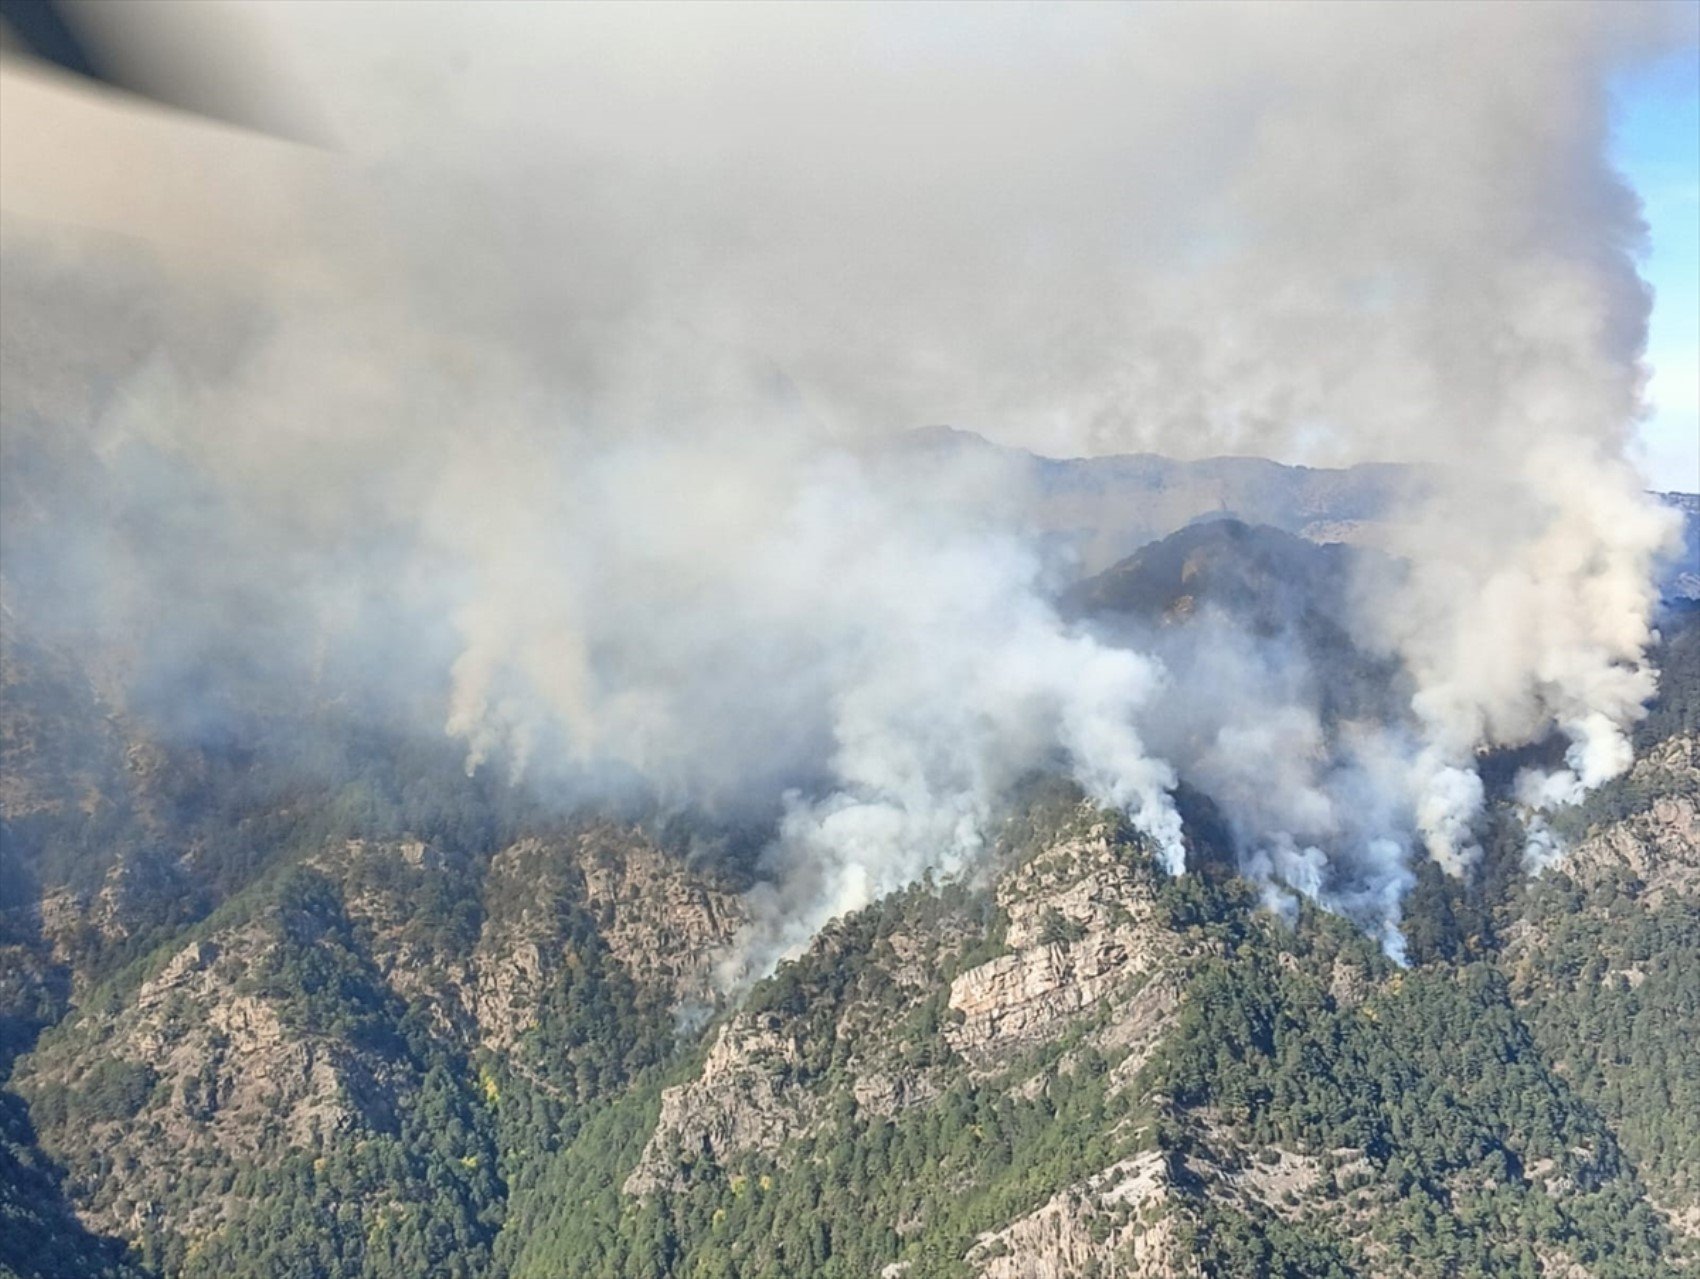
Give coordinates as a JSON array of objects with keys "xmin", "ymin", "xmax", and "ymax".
[{"xmin": 2, "ymin": 569, "xmax": 1696, "ymax": 1279}]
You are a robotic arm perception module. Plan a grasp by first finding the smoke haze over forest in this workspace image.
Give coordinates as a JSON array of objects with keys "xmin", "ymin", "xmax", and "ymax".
[{"xmin": 3, "ymin": 1, "xmax": 1697, "ymax": 974}]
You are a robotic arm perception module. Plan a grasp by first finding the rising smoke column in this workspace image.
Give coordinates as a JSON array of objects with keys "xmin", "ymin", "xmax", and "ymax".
[
  {"xmin": 3, "ymin": 1, "xmax": 1691, "ymax": 975},
  {"xmin": 422, "ymin": 417, "xmax": 1188, "ymax": 981},
  {"xmin": 320, "ymin": 3, "xmax": 1676, "ymax": 900}
]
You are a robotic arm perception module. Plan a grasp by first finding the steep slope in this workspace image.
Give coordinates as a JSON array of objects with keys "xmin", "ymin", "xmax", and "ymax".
[
  {"xmin": 1057, "ymin": 517, "xmax": 1362, "ymax": 631},
  {"xmin": 504, "ymin": 793, "xmax": 1683, "ymax": 1278},
  {"xmin": 1058, "ymin": 517, "xmax": 1411, "ymax": 736},
  {"xmin": 0, "ymin": 622, "xmax": 753, "ymax": 1279},
  {"xmin": 493, "ymin": 607, "xmax": 1700, "ymax": 1277},
  {"xmin": 4, "ymin": 822, "xmax": 748, "ymax": 1279},
  {"xmin": 1499, "ymin": 728, "xmax": 1700, "ymax": 1238},
  {"xmin": 2, "ymin": 535, "xmax": 1695, "ymax": 1279}
]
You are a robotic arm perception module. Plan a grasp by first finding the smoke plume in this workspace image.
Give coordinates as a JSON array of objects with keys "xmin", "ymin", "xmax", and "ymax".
[{"xmin": 2, "ymin": 1, "xmax": 1690, "ymax": 974}]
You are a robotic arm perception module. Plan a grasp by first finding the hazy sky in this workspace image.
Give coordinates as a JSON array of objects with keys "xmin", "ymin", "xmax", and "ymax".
[
  {"xmin": 1, "ymin": 2, "xmax": 1696, "ymax": 488},
  {"xmin": 1613, "ymin": 45, "xmax": 1700, "ymax": 492}
]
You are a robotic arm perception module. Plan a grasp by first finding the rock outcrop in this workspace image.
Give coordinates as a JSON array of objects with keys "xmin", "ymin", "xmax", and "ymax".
[
  {"xmin": 11, "ymin": 923, "xmax": 411, "ymax": 1245},
  {"xmin": 1561, "ymin": 735, "xmax": 1700, "ymax": 903},
  {"xmin": 965, "ymin": 1152, "xmax": 1198, "ymax": 1279},
  {"xmin": 949, "ymin": 820, "xmax": 1172, "ymax": 1065},
  {"xmin": 624, "ymin": 1014, "xmax": 821, "ymax": 1196}
]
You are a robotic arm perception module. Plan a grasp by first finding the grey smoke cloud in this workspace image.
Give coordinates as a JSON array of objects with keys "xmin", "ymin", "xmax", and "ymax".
[{"xmin": 2, "ymin": 1, "xmax": 1691, "ymax": 971}]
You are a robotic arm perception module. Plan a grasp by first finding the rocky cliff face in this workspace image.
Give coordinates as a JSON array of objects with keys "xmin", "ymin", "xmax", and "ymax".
[
  {"xmin": 947, "ymin": 820, "xmax": 1176, "ymax": 1068},
  {"xmin": 13, "ymin": 758, "xmax": 1699, "ymax": 1278},
  {"xmin": 4, "ymin": 620, "xmax": 1698, "ymax": 1277},
  {"xmin": 576, "ymin": 768, "xmax": 1697, "ymax": 1279},
  {"xmin": 12, "ymin": 915, "xmax": 410, "ymax": 1248},
  {"xmin": 624, "ymin": 847, "xmax": 1002, "ymax": 1197},
  {"xmin": 320, "ymin": 826, "xmax": 748, "ymax": 1056},
  {"xmin": 1557, "ymin": 735, "xmax": 1699, "ymax": 902},
  {"xmin": 964, "ymin": 1151, "xmax": 1196, "ymax": 1279},
  {"xmin": 1498, "ymin": 732, "xmax": 1700, "ymax": 1240},
  {"xmin": 5, "ymin": 820, "xmax": 752, "ymax": 1272},
  {"xmin": 624, "ymin": 1014, "xmax": 822, "ymax": 1197},
  {"xmin": 560, "ymin": 825, "xmax": 746, "ymax": 1010}
]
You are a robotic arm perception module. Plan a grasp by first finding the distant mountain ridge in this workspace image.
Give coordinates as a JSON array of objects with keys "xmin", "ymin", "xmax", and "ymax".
[
  {"xmin": 1058, "ymin": 517, "xmax": 1410, "ymax": 735},
  {"xmin": 896, "ymin": 426, "xmax": 1700, "ymax": 597}
]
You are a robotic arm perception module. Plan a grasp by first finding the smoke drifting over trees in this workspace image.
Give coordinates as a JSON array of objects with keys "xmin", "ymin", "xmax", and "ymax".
[{"xmin": 2, "ymin": 1, "xmax": 1692, "ymax": 971}]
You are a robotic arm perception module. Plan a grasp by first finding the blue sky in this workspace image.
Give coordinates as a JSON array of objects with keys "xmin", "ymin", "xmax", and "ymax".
[{"xmin": 1615, "ymin": 45, "xmax": 1700, "ymax": 492}]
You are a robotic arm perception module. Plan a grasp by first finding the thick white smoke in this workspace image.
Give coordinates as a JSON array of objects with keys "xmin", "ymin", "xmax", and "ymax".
[
  {"xmin": 422, "ymin": 419, "xmax": 1187, "ymax": 981},
  {"xmin": 2, "ymin": 1, "xmax": 1691, "ymax": 973}
]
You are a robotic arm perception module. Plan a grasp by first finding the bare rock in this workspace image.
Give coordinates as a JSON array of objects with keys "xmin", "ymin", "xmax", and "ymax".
[
  {"xmin": 965, "ymin": 1151, "xmax": 1199, "ymax": 1279},
  {"xmin": 624, "ymin": 1014, "xmax": 820, "ymax": 1196},
  {"xmin": 949, "ymin": 822, "xmax": 1170, "ymax": 1064}
]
